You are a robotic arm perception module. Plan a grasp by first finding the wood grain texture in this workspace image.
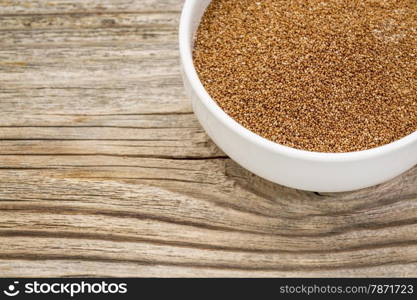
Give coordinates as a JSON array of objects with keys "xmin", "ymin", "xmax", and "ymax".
[{"xmin": 0, "ymin": 0, "xmax": 417, "ymax": 277}]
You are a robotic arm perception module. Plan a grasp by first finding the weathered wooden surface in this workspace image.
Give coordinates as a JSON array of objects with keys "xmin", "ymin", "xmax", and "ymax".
[{"xmin": 0, "ymin": 0, "xmax": 417, "ymax": 277}]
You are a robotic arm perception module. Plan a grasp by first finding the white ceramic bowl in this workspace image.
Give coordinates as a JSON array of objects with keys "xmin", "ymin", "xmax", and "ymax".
[{"xmin": 179, "ymin": 0, "xmax": 417, "ymax": 192}]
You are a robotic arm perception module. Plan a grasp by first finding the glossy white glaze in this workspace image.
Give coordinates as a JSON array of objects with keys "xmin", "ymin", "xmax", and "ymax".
[{"xmin": 179, "ymin": 0, "xmax": 417, "ymax": 192}]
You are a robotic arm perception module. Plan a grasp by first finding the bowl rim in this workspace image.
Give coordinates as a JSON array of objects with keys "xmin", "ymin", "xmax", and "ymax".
[{"xmin": 179, "ymin": 0, "xmax": 417, "ymax": 162}]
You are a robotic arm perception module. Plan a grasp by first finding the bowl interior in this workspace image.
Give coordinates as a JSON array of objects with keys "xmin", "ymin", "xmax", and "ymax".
[{"xmin": 180, "ymin": 0, "xmax": 417, "ymax": 161}]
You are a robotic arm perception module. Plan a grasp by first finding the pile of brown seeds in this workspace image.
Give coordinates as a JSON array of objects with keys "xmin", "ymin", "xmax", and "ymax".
[{"xmin": 193, "ymin": 0, "xmax": 417, "ymax": 153}]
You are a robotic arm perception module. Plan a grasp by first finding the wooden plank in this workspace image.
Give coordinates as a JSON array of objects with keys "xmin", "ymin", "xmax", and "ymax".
[
  {"xmin": 0, "ymin": 0, "xmax": 416, "ymax": 277},
  {"xmin": 0, "ymin": 0, "xmax": 183, "ymax": 15},
  {"xmin": 2, "ymin": 260, "xmax": 417, "ymax": 278}
]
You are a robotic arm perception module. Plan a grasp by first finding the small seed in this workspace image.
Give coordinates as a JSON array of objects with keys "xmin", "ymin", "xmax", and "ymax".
[{"xmin": 193, "ymin": 0, "xmax": 417, "ymax": 153}]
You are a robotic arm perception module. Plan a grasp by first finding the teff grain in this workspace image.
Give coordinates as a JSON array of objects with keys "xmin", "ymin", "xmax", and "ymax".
[{"xmin": 193, "ymin": 0, "xmax": 417, "ymax": 153}]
